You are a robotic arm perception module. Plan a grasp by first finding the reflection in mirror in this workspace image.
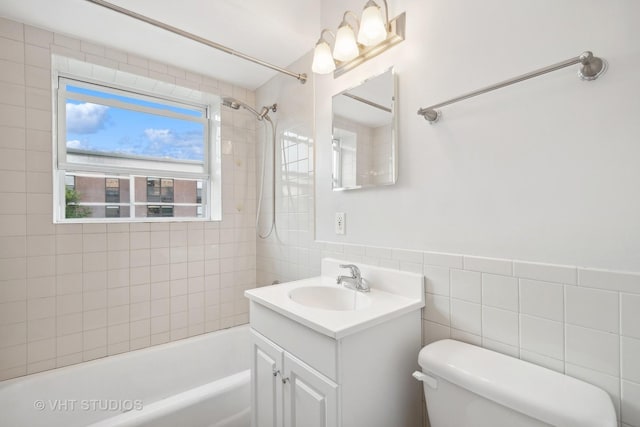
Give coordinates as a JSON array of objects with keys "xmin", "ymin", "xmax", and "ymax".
[{"xmin": 332, "ymin": 68, "xmax": 396, "ymax": 190}]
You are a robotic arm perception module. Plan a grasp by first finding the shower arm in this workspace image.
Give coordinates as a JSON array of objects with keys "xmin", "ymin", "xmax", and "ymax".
[{"xmin": 85, "ymin": 0, "xmax": 307, "ymax": 84}]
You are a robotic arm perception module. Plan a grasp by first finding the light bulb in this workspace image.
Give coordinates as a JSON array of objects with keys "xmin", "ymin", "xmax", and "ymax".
[
  {"xmin": 312, "ymin": 40, "xmax": 336, "ymax": 74},
  {"xmin": 357, "ymin": 2, "xmax": 387, "ymax": 46},
  {"xmin": 333, "ymin": 24, "xmax": 359, "ymax": 62}
]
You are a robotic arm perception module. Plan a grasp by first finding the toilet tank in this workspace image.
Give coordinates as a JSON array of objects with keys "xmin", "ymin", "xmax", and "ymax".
[{"xmin": 416, "ymin": 340, "xmax": 616, "ymax": 427}]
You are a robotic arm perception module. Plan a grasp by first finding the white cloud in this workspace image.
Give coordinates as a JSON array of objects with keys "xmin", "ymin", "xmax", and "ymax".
[
  {"xmin": 144, "ymin": 128, "xmax": 173, "ymax": 142},
  {"xmin": 66, "ymin": 103, "xmax": 109, "ymax": 134},
  {"xmin": 66, "ymin": 139, "xmax": 83, "ymax": 149}
]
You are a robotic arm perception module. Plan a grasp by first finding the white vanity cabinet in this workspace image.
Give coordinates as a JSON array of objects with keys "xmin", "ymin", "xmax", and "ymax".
[
  {"xmin": 251, "ymin": 330, "xmax": 338, "ymax": 427},
  {"xmin": 246, "ymin": 259, "xmax": 425, "ymax": 427},
  {"xmin": 248, "ymin": 300, "xmax": 422, "ymax": 427}
]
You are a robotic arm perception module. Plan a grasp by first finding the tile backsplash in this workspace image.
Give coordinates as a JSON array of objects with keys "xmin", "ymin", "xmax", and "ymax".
[
  {"xmin": 315, "ymin": 244, "xmax": 640, "ymax": 427},
  {"xmin": 0, "ymin": 17, "xmax": 257, "ymax": 380}
]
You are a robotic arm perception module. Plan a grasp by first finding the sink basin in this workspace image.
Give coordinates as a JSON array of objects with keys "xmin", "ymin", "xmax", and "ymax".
[
  {"xmin": 289, "ymin": 286, "xmax": 371, "ymax": 311},
  {"xmin": 245, "ymin": 259, "xmax": 425, "ymax": 338}
]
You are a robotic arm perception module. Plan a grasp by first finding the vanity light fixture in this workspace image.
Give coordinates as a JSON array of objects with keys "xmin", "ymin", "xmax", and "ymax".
[
  {"xmin": 333, "ymin": 12, "xmax": 360, "ymax": 62},
  {"xmin": 357, "ymin": 0, "xmax": 388, "ymax": 46},
  {"xmin": 312, "ymin": 30, "xmax": 337, "ymax": 74},
  {"xmin": 311, "ymin": 0, "xmax": 405, "ymax": 78}
]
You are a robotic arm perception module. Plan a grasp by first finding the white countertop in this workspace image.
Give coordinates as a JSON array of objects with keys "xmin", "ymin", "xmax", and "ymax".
[{"xmin": 245, "ymin": 274, "xmax": 425, "ymax": 339}]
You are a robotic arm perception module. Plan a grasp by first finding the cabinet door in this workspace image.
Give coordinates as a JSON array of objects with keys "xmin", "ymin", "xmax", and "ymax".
[
  {"xmin": 283, "ymin": 353, "xmax": 339, "ymax": 427},
  {"xmin": 251, "ymin": 330, "xmax": 284, "ymax": 427}
]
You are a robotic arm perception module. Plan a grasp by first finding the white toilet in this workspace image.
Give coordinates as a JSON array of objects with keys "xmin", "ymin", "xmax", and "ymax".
[{"xmin": 413, "ymin": 339, "xmax": 616, "ymax": 427}]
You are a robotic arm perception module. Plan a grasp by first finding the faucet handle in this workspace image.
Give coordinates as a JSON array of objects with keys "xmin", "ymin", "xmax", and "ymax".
[{"xmin": 339, "ymin": 264, "xmax": 361, "ymax": 278}]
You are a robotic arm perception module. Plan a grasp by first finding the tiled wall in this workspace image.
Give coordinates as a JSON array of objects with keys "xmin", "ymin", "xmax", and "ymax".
[
  {"xmin": 255, "ymin": 53, "xmax": 320, "ymax": 286},
  {"xmin": 0, "ymin": 17, "xmax": 257, "ymax": 381},
  {"xmin": 316, "ymin": 242, "xmax": 640, "ymax": 427}
]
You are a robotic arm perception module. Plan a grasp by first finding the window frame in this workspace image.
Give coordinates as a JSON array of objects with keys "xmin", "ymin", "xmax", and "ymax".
[{"xmin": 52, "ymin": 56, "xmax": 222, "ymax": 223}]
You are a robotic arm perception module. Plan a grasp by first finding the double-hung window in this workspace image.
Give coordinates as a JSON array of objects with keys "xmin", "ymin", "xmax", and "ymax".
[{"xmin": 53, "ymin": 56, "xmax": 221, "ymax": 222}]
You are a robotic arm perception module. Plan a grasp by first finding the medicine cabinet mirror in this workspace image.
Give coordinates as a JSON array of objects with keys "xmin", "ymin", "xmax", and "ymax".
[{"xmin": 331, "ymin": 67, "xmax": 397, "ymax": 191}]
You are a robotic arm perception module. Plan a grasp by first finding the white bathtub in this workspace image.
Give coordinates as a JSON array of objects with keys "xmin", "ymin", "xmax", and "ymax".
[{"xmin": 0, "ymin": 325, "xmax": 250, "ymax": 427}]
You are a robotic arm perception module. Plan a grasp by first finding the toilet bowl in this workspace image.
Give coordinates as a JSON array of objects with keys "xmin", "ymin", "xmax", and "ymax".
[{"xmin": 414, "ymin": 339, "xmax": 616, "ymax": 427}]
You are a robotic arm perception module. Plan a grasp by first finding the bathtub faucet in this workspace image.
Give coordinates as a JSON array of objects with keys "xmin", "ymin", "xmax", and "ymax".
[{"xmin": 336, "ymin": 264, "xmax": 370, "ymax": 292}]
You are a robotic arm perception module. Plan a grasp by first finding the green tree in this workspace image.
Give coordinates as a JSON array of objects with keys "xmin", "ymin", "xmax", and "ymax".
[{"xmin": 65, "ymin": 188, "xmax": 91, "ymax": 218}]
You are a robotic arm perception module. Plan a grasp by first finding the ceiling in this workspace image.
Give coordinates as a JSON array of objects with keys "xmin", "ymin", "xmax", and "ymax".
[{"xmin": 0, "ymin": 0, "xmax": 321, "ymax": 90}]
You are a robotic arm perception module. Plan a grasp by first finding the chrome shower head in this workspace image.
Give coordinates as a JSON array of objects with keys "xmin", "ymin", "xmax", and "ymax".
[
  {"xmin": 222, "ymin": 97, "xmax": 277, "ymax": 122},
  {"xmin": 222, "ymin": 97, "xmax": 241, "ymax": 110}
]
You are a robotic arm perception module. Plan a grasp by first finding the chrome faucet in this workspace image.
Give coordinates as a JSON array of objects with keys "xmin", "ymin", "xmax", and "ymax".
[{"xmin": 336, "ymin": 264, "xmax": 370, "ymax": 292}]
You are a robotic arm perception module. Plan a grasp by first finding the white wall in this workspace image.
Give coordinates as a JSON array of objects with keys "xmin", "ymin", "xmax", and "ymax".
[{"xmin": 315, "ymin": 0, "xmax": 640, "ymax": 272}]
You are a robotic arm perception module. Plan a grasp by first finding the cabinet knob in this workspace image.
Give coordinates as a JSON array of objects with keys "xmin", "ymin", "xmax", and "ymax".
[
  {"xmin": 282, "ymin": 377, "xmax": 290, "ymax": 384},
  {"xmin": 273, "ymin": 369, "xmax": 280, "ymax": 377}
]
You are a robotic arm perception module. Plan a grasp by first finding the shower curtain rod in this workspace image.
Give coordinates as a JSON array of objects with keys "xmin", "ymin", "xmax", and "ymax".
[
  {"xmin": 417, "ymin": 51, "xmax": 606, "ymax": 123},
  {"xmin": 85, "ymin": 0, "xmax": 307, "ymax": 84}
]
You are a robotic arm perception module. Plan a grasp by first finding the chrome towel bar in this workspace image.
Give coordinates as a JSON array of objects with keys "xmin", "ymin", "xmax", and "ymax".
[{"xmin": 417, "ymin": 51, "xmax": 606, "ymax": 123}]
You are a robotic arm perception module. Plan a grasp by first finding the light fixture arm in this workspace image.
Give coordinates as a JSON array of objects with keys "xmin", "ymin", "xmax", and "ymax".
[
  {"xmin": 341, "ymin": 11, "xmax": 360, "ymax": 33},
  {"xmin": 318, "ymin": 28, "xmax": 336, "ymax": 45},
  {"xmin": 381, "ymin": 0, "xmax": 389, "ymax": 29}
]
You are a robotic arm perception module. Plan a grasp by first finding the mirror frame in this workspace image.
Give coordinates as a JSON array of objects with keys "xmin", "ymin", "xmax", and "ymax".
[{"xmin": 331, "ymin": 67, "xmax": 397, "ymax": 191}]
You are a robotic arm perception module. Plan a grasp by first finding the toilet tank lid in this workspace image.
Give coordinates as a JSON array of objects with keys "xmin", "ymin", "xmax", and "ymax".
[{"xmin": 418, "ymin": 340, "xmax": 616, "ymax": 427}]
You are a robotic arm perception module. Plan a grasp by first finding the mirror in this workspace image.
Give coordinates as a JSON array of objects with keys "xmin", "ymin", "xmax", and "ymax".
[{"xmin": 331, "ymin": 68, "xmax": 396, "ymax": 191}]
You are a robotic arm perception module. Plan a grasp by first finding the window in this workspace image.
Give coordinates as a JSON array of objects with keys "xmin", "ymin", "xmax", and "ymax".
[
  {"xmin": 147, "ymin": 206, "xmax": 174, "ymax": 217},
  {"xmin": 105, "ymin": 178, "xmax": 120, "ymax": 203},
  {"xmin": 105, "ymin": 206, "xmax": 121, "ymax": 218},
  {"xmin": 147, "ymin": 178, "xmax": 174, "ymax": 203},
  {"xmin": 53, "ymin": 56, "xmax": 221, "ymax": 223}
]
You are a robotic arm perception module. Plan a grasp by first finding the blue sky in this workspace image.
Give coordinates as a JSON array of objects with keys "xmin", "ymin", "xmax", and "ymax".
[{"xmin": 66, "ymin": 85, "xmax": 205, "ymax": 162}]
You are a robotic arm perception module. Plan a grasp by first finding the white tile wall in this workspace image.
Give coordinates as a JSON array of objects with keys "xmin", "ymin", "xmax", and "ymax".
[
  {"xmin": 255, "ymin": 53, "xmax": 319, "ymax": 286},
  {"xmin": 520, "ymin": 314, "xmax": 564, "ymax": 360},
  {"xmin": 450, "ymin": 269, "xmax": 481, "ymax": 303},
  {"xmin": 0, "ymin": 17, "xmax": 257, "ymax": 380},
  {"xmin": 621, "ymin": 337, "xmax": 640, "ymax": 384},
  {"xmin": 482, "ymin": 273, "xmax": 518, "ymax": 311},
  {"xmin": 316, "ymin": 240, "xmax": 640, "ymax": 426},
  {"xmin": 519, "ymin": 279, "xmax": 564, "ymax": 322},
  {"xmin": 566, "ymin": 285, "xmax": 619, "ymax": 333},
  {"xmin": 622, "ymin": 380, "xmax": 640, "ymax": 427},
  {"xmin": 450, "ymin": 299, "xmax": 482, "ymax": 336},
  {"xmin": 423, "ymin": 265, "xmax": 450, "ymax": 296},
  {"xmin": 621, "ymin": 293, "xmax": 640, "ymax": 340},
  {"xmin": 482, "ymin": 306, "xmax": 519, "ymax": 347}
]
